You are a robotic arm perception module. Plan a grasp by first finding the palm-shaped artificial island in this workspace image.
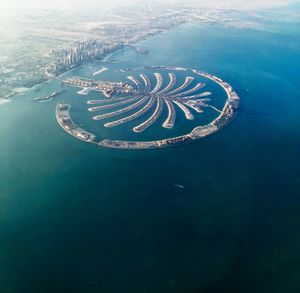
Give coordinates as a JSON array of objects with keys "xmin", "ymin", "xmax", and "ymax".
[{"xmin": 56, "ymin": 66, "xmax": 240, "ymax": 149}]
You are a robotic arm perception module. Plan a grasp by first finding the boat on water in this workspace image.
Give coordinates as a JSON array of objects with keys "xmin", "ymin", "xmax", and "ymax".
[{"xmin": 174, "ymin": 184, "xmax": 185, "ymax": 189}]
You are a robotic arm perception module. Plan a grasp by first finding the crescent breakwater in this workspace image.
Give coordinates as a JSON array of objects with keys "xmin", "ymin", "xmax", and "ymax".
[
  {"xmin": 56, "ymin": 66, "xmax": 240, "ymax": 150},
  {"xmin": 56, "ymin": 104, "xmax": 96, "ymax": 143}
]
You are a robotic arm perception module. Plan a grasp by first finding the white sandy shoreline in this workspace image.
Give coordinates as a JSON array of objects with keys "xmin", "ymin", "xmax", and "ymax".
[
  {"xmin": 93, "ymin": 67, "xmax": 108, "ymax": 76},
  {"xmin": 0, "ymin": 99, "xmax": 11, "ymax": 106}
]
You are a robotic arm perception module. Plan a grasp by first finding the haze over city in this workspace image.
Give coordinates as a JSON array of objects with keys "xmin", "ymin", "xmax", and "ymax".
[{"xmin": 1, "ymin": 0, "xmax": 299, "ymax": 10}]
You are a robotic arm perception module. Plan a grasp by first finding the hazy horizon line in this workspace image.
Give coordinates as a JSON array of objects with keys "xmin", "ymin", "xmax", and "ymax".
[{"xmin": 0, "ymin": 0, "xmax": 299, "ymax": 11}]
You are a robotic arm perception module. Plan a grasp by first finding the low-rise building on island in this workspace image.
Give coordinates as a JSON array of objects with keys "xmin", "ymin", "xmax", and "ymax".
[{"xmin": 63, "ymin": 76, "xmax": 134, "ymax": 97}]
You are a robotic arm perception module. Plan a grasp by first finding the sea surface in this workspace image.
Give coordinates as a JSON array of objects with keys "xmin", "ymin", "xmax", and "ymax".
[{"xmin": 1, "ymin": 15, "xmax": 300, "ymax": 293}]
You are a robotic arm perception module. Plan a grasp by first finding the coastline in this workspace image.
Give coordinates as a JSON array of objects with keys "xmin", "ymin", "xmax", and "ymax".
[{"xmin": 9, "ymin": 25, "xmax": 171, "ymax": 100}]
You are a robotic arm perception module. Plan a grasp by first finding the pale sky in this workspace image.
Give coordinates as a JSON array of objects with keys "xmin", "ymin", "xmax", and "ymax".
[{"xmin": 0, "ymin": 0, "xmax": 298, "ymax": 10}]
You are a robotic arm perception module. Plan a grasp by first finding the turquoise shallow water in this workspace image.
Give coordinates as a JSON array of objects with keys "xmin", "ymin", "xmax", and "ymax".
[{"xmin": 1, "ymin": 20, "xmax": 300, "ymax": 293}]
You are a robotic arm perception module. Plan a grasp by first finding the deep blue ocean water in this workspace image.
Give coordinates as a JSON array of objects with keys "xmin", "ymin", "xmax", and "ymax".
[{"xmin": 0, "ymin": 17, "xmax": 300, "ymax": 293}]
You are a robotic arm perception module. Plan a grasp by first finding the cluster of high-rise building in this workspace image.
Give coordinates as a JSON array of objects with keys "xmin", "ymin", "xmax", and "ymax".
[{"xmin": 50, "ymin": 39, "xmax": 125, "ymax": 73}]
